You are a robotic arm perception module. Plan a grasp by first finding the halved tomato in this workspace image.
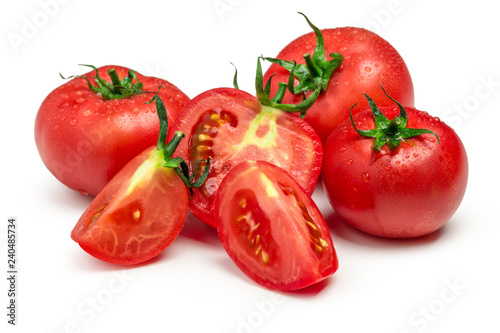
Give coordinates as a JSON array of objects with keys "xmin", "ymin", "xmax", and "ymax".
[
  {"xmin": 169, "ymin": 88, "xmax": 323, "ymax": 227},
  {"xmin": 215, "ymin": 160, "xmax": 338, "ymax": 290}
]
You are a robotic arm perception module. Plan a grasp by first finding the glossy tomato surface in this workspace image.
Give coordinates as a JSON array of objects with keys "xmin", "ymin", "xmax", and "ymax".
[
  {"xmin": 215, "ymin": 160, "xmax": 338, "ymax": 290},
  {"xmin": 322, "ymin": 106, "xmax": 468, "ymax": 238},
  {"xmin": 71, "ymin": 147, "xmax": 189, "ymax": 265},
  {"xmin": 169, "ymin": 88, "xmax": 323, "ymax": 227},
  {"xmin": 35, "ymin": 65, "xmax": 190, "ymax": 196},
  {"xmin": 264, "ymin": 27, "xmax": 414, "ymax": 143}
]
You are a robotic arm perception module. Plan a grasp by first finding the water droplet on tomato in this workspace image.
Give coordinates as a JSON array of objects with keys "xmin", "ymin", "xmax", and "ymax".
[
  {"xmin": 69, "ymin": 118, "xmax": 77, "ymax": 126},
  {"xmin": 347, "ymin": 159, "xmax": 353, "ymax": 166},
  {"xmin": 362, "ymin": 172, "xmax": 370, "ymax": 183},
  {"xmin": 54, "ymin": 124, "xmax": 60, "ymax": 131},
  {"xmin": 364, "ymin": 66, "xmax": 372, "ymax": 72},
  {"xmin": 83, "ymin": 110, "xmax": 92, "ymax": 117},
  {"xmin": 402, "ymin": 164, "xmax": 408, "ymax": 170},
  {"xmin": 205, "ymin": 178, "xmax": 218, "ymax": 195},
  {"xmin": 76, "ymin": 97, "xmax": 85, "ymax": 104},
  {"xmin": 413, "ymin": 152, "xmax": 419, "ymax": 157},
  {"xmin": 340, "ymin": 147, "xmax": 346, "ymax": 152}
]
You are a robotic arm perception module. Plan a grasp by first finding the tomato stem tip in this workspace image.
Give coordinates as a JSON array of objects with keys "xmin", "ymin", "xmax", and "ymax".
[
  {"xmin": 350, "ymin": 85, "xmax": 441, "ymax": 151},
  {"xmin": 60, "ymin": 64, "xmax": 148, "ymax": 100}
]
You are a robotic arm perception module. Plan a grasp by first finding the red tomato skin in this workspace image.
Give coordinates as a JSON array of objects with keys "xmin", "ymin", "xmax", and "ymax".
[
  {"xmin": 169, "ymin": 87, "xmax": 323, "ymax": 228},
  {"xmin": 216, "ymin": 161, "xmax": 338, "ymax": 290},
  {"xmin": 35, "ymin": 65, "xmax": 190, "ymax": 196},
  {"xmin": 71, "ymin": 147, "xmax": 189, "ymax": 265},
  {"xmin": 264, "ymin": 27, "xmax": 414, "ymax": 143},
  {"xmin": 322, "ymin": 107, "xmax": 468, "ymax": 238}
]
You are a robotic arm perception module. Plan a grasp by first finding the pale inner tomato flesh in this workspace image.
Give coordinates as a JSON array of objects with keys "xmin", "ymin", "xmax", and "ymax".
[
  {"xmin": 277, "ymin": 182, "xmax": 328, "ymax": 257},
  {"xmin": 231, "ymin": 189, "xmax": 278, "ymax": 267},
  {"xmin": 190, "ymin": 108, "xmax": 285, "ymax": 199}
]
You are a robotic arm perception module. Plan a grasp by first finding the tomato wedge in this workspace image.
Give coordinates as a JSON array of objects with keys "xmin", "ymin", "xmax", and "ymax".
[
  {"xmin": 170, "ymin": 88, "xmax": 323, "ymax": 227},
  {"xmin": 71, "ymin": 91, "xmax": 210, "ymax": 265},
  {"xmin": 71, "ymin": 147, "xmax": 189, "ymax": 265},
  {"xmin": 215, "ymin": 160, "xmax": 338, "ymax": 290}
]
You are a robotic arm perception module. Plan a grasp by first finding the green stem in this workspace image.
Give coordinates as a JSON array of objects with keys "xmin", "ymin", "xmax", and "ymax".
[
  {"xmin": 272, "ymin": 82, "xmax": 288, "ymax": 104},
  {"xmin": 107, "ymin": 69, "xmax": 122, "ymax": 87},
  {"xmin": 60, "ymin": 64, "xmax": 148, "ymax": 101},
  {"xmin": 303, "ymin": 53, "xmax": 321, "ymax": 78},
  {"xmin": 350, "ymin": 86, "xmax": 440, "ymax": 151},
  {"xmin": 263, "ymin": 13, "xmax": 343, "ymax": 96},
  {"xmin": 165, "ymin": 131, "xmax": 185, "ymax": 158},
  {"xmin": 145, "ymin": 86, "xmax": 211, "ymax": 197}
]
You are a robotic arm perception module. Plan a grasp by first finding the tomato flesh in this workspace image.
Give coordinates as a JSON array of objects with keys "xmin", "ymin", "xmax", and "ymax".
[
  {"xmin": 322, "ymin": 107, "xmax": 468, "ymax": 238},
  {"xmin": 71, "ymin": 147, "xmax": 189, "ymax": 265},
  {"xmin": 216, "ymin": 161, "xmax": 338, "ymax": 290},
  {"xmin": 170, "ymin": 88, "xmax": 323, "ymax": 227}
]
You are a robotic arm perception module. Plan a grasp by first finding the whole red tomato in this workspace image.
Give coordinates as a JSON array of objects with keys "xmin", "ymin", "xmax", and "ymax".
[
  {"xmin": 264, "ymin": 13, "xmax": 414, "ymax": 143},
  {"xmin": 35, "ymin": 65, "xmax": 190, "ymax": 196},
  {"xmin": 321, "ymin": 90, "xmax": 468, "ymax": 238},
  {"xmin": 216, "ymin": 160, "xmax": 338, "ymax": 290},
  {"xmin": 169, "ymin": 59, "xmax": 324, "ymax": 228}
]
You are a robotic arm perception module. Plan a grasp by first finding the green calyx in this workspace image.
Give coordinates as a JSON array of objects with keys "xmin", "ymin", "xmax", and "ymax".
[
  {"xmin": 262, "ymin": 12, "xmax": 343, "ymax": 108},
  {"xmin": 146, "ymin": 86, "xmax": 210, "ymax": 197},
  {"xmin": 350, "ymin": 86, "xmax": 440, "ymax": 152},
  {"xmin": 61, "ymin": 64, "xmax": 147, "ymax": 100},
  {"xmin": 255, "ymin": 56, "xmax": 320, "ymax": 118}
]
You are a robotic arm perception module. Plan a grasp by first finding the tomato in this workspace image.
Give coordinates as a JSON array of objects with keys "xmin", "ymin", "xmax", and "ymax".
[
  {"xmin": 169, "ymin": 87, "xmax": 323, "ymax": 228},
  {"xmin": 71, "ymin": 147, "xmax": 189, "ymax": 265},
  {"xmin": 35, "ymin": 64, "xmax": 190, "ymax": 197},
  {"xmin": 263, "ymin": 13, "xmax": 414, "ymax": 143},
  {"xmin": 215, "ymin": 160, "xmax": 338, "ymax": 290},
  {"xmin": 71, "ymin": 92, "xmax": 209, "ymax": 265},
  {"xmin": 321, "ymin": 90, "xmax": 468, "ymax": 238}
]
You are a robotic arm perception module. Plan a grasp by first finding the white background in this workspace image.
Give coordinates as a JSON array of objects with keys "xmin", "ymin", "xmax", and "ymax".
[{"xmin": 1, "ymin": 0, "xmax": 499, "ymax": 332}]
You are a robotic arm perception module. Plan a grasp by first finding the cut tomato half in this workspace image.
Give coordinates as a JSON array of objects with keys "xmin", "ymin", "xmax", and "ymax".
[{"xmin": 170, "ymin": 88, "xmax": 323, "ymax": 227}]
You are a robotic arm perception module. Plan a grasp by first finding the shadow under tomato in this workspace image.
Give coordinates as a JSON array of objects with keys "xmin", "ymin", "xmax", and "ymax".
[
  {"xmin": 178, "ymin": 212, "xmax": 222, "ymax": 248},
  {"xmin": 326, "ymin": 211, "xmax": 445, "ymax": 248},
  {"xmin": 41, "ymin": 180, "xmax": 95, "ymax": 211},
  {"xmin": 283, "ymin": 276, "xmax": 335, "ymax": 297},
  {"xmin": 216, "ymin": 254, "xmax": 337, "ymax": 298},
  {"xmin": 70, "ymin": 245, "xmax": 173, "ymax": 272}
]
